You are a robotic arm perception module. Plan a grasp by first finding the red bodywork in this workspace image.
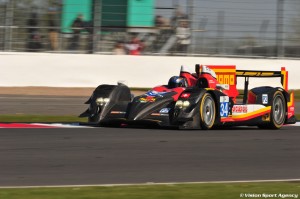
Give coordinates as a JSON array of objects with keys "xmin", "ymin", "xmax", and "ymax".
[
  {"xmin": 281, "ymin": 67, "xmax": 295, "ymax": 120},
  {"xmin": 198, "ymin": 65, "xmax": 239, "ymax": 102},
  {"xmin": 152, "ymin": 69, "xmax": 198, "ymax": 101},
  {"xmin": 151, "ymin": 65, "xmax": 239, "ymax": 102}
]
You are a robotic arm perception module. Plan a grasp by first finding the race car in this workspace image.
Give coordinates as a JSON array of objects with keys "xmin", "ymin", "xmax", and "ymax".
[
  {"xmin": 79, "ymin": 65, "xmax": 198, "ymax": 127},
  {"xmin": 80, "ymin": 64, "xmax": 296, "ymax": 129}
]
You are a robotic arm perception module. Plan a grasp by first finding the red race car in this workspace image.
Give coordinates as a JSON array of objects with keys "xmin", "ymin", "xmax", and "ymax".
[{"xmin": 80, "ymin": 64, "xmax": 296, "ymax": 129}]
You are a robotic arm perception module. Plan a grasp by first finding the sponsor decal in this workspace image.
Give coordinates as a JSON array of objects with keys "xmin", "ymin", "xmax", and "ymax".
[
  {"xmin": 220, "ymin": 96, "xmax": 229, "ymax": 117},
  {"xmin": 150, "ymin": 113, "xmax": 169, "ymax": 116},
  {"xmin": 146, "ymin": 90, "xmax": 166, "ymax": 97},
  {"xmin": 159, "ymin": 108, "xmax": 171, "ymax": 113},
  {"xmin": 139, "ymin": 96, "xmax": 156, "ymax": 103},
  {"xmin": 262, "ymin": 94, "xmax": 268, "ymax": 104},
  {"xmin": 232, "ymin": 105, "xmax": 248, "ymax": 113},
  {"xmin": 180, "ymin": 93, "xmax": 191, "ymax": 98},
  {"xmin": 216, "ymin": 74, "xmax": 235, "ymax": 86},
  {"xmin": 222, "ymin": 105, "xmax": 271, "ymax": 122},
  {"xmin": 209, "ymin": 80, "xmax": 215, "ymax": 84},
  {"xmin": 110, "ymin": 111, "xmax": 126, "ymax": 114},
  {"xmin": 220, "ymin": 96, "xmax": 229, "ymax": 103},
  {"xmin": 151, "ymin": 113, "xmax": 160, "ymax": 116}
]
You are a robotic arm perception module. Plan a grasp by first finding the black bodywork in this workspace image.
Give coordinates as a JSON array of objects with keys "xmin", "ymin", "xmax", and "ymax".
[
  {"xmin": 80, "ymin": 84, "xmax": 184, "ymax": 127},
  {"xmin": 80, "ymin": 81, "xmax": 232, "ymax": 129}
]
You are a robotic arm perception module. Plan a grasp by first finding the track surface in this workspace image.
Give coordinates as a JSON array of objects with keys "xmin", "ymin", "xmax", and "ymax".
[
  {"xmin": 0, "ymin": 95, "xmax": 87, "ymax": 115},
  {"xmin": 0, "ymin": 126, "xmax": 300, "ymax": 186},
  {"xmin": 0, "ymin": 94, "xmax": 299, "ymax": 186}
]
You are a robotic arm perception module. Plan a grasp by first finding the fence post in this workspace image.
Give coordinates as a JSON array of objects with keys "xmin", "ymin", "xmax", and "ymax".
[
  {"xmin": 217, "ymin": 10, "xmax": 225, "ymax": 55},
  {"xmin": 276, "ymin": 0, "xmax": 284, "ymax": 57},
  {"xmin": 188, "ymin": 0, "xmax": 194, "ymax": 54},
  {"xmin": 93, "ymin": 0, "xmax": 102, "ymax": 53},
  {"xmin": 4, "ymin": 0, "xmax": 14, "ymax": 51}
]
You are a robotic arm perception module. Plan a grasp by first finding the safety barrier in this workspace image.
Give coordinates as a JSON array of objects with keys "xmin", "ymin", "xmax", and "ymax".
[{"xmin": 1, "ymin": 52, "xmax": 299, "ymax": 89}]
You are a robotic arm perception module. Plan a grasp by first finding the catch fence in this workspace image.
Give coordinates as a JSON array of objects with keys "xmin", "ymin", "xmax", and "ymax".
[{"xmin": 1, "ymin": 0, "xmax": 300, "ymax": 57}]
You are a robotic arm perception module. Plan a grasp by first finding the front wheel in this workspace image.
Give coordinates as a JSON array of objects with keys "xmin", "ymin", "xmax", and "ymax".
[{"xmin": 199, "ymin": 93, "xmax": 216, "ymax": 130}]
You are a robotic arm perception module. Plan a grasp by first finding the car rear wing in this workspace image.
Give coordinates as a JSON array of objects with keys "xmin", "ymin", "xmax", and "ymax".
[{"xmin": 236, "ymin": 67, "xmax": 289, "ymax": 90}]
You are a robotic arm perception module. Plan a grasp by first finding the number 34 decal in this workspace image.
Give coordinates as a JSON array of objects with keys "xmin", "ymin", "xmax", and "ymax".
[{"xmin": 220, "ymin": 96, "xmax": 229, "ymax": 117}]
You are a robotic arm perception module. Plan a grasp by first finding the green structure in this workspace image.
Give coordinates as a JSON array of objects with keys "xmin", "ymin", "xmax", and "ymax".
[
  {"xmin": 101, "ymin": 0, "xmax": 127, "ymax": 27},
  {"xmin": 61, "ymin": 0, "xmax": 154, "ymax": 32},
  {"xmin": 127, "ymin": 0, "xmax": 155, "ymax": 27},
  {"xmin": 61, "ymin": 0, "xmax": 92, "ymax": 33}
]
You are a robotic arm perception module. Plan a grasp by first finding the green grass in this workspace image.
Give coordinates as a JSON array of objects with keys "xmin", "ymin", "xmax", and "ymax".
[
  {"xmin": 0, "ymin": 115, "xmax": 86, "ymax": 123},
  {"xmin": 0, "ymin": 182, "xmax": 299, "ymax": 199}
]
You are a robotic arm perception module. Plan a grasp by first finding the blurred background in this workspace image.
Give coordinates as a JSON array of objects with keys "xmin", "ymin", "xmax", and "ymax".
[{"xmin": 1, "ymin": 0, "xmax": 300, "ymax": 57}]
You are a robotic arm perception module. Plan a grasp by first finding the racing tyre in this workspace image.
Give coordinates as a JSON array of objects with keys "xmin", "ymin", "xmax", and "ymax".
[
  {"xmin": 270, "ymin": 91, "xmax": 286, "ymax": 129},
  {"xmin": 199, "ymin": 93, "xmax": 216, "ymax": 130},
  {"xmin": 259, "ymin": 91, "xmax": 286, "ymax": 129}
]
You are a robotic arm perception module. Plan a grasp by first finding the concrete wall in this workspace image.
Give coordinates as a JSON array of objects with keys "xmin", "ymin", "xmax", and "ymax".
[{"xmin": 1, "ymin": 52, "xmax": 299, "ymax": 89}]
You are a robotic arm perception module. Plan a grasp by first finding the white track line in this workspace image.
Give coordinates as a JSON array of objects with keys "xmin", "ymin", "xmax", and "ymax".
[
  {"xmin": 31, "ymin": 123, "xmax": 95, "ymax": 128},
  {"xmin": 1, "ymin": 179, "xmax": 300, "ymax": 189},
  {"xmin": 0, "ymin": 122, "xmax": 298, "ymax": 128},
  {"xmin": 16, "ymin": 121, "xmax": 300, "ymax": 128},
  {"xmin": 28, "ymin": 121, "xmax": 300, "ymax": 128},
  {"xmin": 288, "ymin": 122, "xmax": 300, "ymax": 126}
]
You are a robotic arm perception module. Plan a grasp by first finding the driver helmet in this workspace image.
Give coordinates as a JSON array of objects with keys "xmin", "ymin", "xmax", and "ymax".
[{"xmin": 168, "ymin": 76, "xmax": 187, "ymax": 88}]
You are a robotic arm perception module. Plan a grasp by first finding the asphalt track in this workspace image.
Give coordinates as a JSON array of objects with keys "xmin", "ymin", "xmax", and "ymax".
[
  {"xmin": 0, "ymin": 95, "xmax": 87, "ymax": 115},
  {"xmin": 0, "ymin": 126, "xmax": 300, "ymax": 187},
  {"xmin": 0, "ymin": 94, "xmax": 299, "ymax": 187}
]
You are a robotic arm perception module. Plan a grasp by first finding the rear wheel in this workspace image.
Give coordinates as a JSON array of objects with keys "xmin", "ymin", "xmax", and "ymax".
[
  {"xmin": 259, "ymin": 91, "xmax": 286, "ymax": 129},
  {"xmin": 199, "ymin": 93, "xmax": 216, "ymax": 130},
  {"xmin": 270, "ymin": 91, "xmax": 286, "ymax": 129}
]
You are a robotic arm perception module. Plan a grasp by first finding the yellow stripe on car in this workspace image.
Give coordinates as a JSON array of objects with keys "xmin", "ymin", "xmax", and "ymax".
[{"xmin": 231, "ymin": 106, "xmax": 271, "ymax": 119}]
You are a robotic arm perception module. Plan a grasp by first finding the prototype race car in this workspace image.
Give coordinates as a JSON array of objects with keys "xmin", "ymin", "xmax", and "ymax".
[{"xmin": 80, "ymin": 65, "xmax": 296, "ymax": 129}]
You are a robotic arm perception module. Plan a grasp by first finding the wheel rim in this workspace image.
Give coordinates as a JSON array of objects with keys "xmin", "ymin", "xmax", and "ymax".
[
  {"xmin": 202, "ymin": 96, "xmax": 215, "ymax": 126},
  {"xmin": 273, "ymin": 95, "xmax": 285, "ymax": 125}
]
